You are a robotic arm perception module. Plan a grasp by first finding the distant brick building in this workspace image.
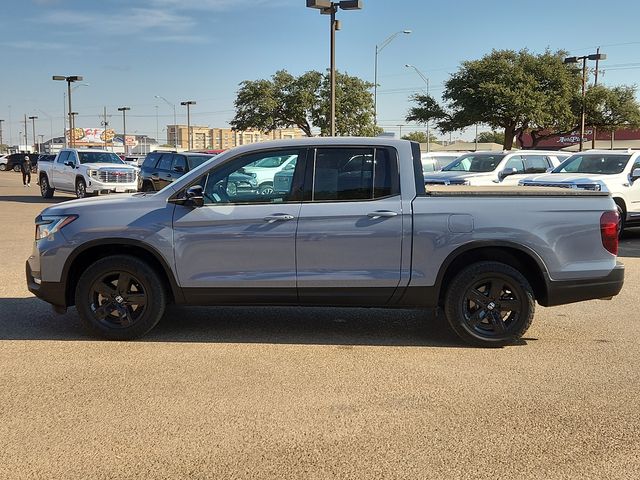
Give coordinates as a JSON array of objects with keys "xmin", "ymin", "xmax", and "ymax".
[{"xmin": 167, "ymin": 125, "xmax": 305, "ymax": 150}]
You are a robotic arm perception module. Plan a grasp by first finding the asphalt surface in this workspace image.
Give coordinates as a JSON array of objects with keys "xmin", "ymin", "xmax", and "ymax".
[{"xmin": 0, "ymin": 172, "xmax": 639, "ymax": 479}]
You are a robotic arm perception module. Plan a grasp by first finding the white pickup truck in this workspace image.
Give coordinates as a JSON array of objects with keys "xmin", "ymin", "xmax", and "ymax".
[
  {"xmin": 38, "ymin": 148, "xmax": 138, "ymax": 199},
  {"xmin": 519, "ymin": 149, "xmax": 640, "ymax": 232}
]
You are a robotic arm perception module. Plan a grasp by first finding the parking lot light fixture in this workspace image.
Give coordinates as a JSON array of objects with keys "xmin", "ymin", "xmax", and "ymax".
[
  {"xmin": 180, "ymin": 101, "xmax": 196, "ymax": 149},
  {"xmin": 28, "ymin": 116, "xmax": 38, "ymax": 153},
  {"xmin": 307, "ymin": 0, "xmax": 364, "ymax": 136},
  {"xmin": 373, "ymin": 30, "xmax": 411, "ymax": 125},
  {"xmin": 52, "ymin": 75, "xmax": 84, "ymax": 147},
  {"xmin": 118, "ymin": 107, "xmax": 131, "ymax": 155},
  {"xmin": 405, "ymin": 64, "xmax": 430, "ymax": 151},
  {"xmin": 564, "ymin": 53, "xmax": 606, "ymax": 151}
]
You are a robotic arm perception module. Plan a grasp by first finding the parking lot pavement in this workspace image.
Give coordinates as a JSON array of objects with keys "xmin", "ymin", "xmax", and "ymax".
[{"xmin": 0, "ymin": 171, "xmax": 639, "ymax": 479}]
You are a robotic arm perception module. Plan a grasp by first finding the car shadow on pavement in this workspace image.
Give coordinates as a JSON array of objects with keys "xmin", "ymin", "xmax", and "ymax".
[
  {"xmin": 0, "ymin": 296, "xmax": 519, "ymax": 348},
  {"xmin": 619, "ymin": 227, "xmax": 640, "ymax": 258},
  {"xmin": 0, "ymin": 195, "xmax": 71, "ymax": 204}
]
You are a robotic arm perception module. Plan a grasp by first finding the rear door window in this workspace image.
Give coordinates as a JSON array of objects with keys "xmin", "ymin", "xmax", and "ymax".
[
  {"xmin": 504, "ymin": 155, "xmax": 525, "ymax": 173},
  {"xmin": 172, "ymin": 154, "xmax": 187, "ymax": 172},
  {"xmin": 157, "ymin": 154, "xmax": 173, "ymax": 171},
  {"xmin": 523, "ymin": 155, "xmax": 549, "ymax": 174}
]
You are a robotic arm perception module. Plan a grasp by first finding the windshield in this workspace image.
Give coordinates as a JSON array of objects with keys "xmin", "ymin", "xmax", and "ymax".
[
  {"xmin": 187, "ymin": 154, "xmax": 215, "ymax": 170},
  {"xmin": 552, "ymin": 154, "xmax": 631, "ymax": 174},
  {"xmin": 78, "ymin": 152, "xmax": 125, "ymax": 165},
  {"xmin": 442, "ymin": 153, "xmax": 506, "ymax": 172}
]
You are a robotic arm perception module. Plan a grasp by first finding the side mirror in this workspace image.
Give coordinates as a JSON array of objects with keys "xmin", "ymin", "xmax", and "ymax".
[
  {"xmin": 631, "ymin": 168, "xmax": 640, "ymax": 181},
  {"xmin": 173, "ymin": 165, "xmax": 184, "ymax": 173},
  {"xmin": 64, "ymin": 160, "xmax": 75, "ymax": 168},
  {"xmin": 498, "ymin": 167, "xmax": 518, "ymax": 181},
  {"xmin": 185, "ymin": 185, "xmax": 204, "ymax": 207}
]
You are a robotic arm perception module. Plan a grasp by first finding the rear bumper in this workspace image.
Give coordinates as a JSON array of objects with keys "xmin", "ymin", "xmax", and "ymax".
[
  {"xmin": 26, "ymin": 261, "xmax": 67, "ymax": 307},
  {"xmin": 542, "ymin": 263, "xmax": 625, "ymax": 307}
]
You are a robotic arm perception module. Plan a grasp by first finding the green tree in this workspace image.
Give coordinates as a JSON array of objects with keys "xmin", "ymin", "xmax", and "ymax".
[
  {"xmin": 231, "ymin": 69, "xmax": 380, "ymax": 137},
  {"xmin": 475, "ymin": 130, "xmax": 505, "ymax": 144},
  {"xmin": 585, "ymin": 84, "xmax": 640, "ymax": 134},
  {"xmin": 0, "ymin": 144, "xmax": 9, "ymax": 154},
  {"xmin": 407, "ymin": 49, "xmax": 581, "ymax": 149},
  {"xmin": 401, "ymin": 131, "xmax": 437, "ymax": 143}
]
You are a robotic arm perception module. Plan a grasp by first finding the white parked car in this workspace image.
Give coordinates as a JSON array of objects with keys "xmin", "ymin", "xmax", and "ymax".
[
  {"xmin": 420, "ymin": 152, "xmax": 463, "ymax": 175},
  {"xmin": 0, "ymin": 154, "xmax": 8, "ymax": 171},
  {"xmin": 423, "ymin": 150, "xmax": 570, "ymax": 186},
  {"xmin": 242, "ymin": 154, "xmax": 297, "ymax": 195},
  {"xmin": 38, "ymin": 148, "xmax": 138, "ymax": 198},
  {"xmin": 519, "ymin": 150, "xmax": 640, "ymax": 232}
]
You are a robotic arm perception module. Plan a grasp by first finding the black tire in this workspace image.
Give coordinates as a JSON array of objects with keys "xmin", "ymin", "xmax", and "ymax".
[
  {"xmin": 444, "ymin": 261, "xmax": 535, "ymax": 347},
  {"xmin": 75, "ymin": 178, "xmax": 87, "ymax": 198},
  {"xmin": 74, "ymin": 255, "xmax": 167, "ymax": 340},
  {"xmin": 40, "ymin": 175, "xmax": 54, "ymax": 198},
  {"xmin": 13, "ymin": 164, "xmax": 21, "ymax": 172},
  {"xmin": 258, "ymin": 182, "xmax": 273, "ymax": 195},
  {"xmin": 0, "ymin": 163, "xmax": 6, "ymax": 171},
  {"xmin": 141, "ymin": 182, "xmax": 155, "ymax": 192},
  {"xmin": 616, "ymin": 203, "xmax": 625, "ymax": 238}
]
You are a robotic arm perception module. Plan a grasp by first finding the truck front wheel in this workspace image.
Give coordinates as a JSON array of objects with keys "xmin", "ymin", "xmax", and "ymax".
[
  {"xmin": 443, "ymin": 261, "xmax": 535, "ymax": 347},
  {"xmin": 75, "ymin": 255, "xmax": 167, "ymax": 340},
  {"xmin": 75, "ymin": 178, "xmax": 87, "ymax": 198},
  {"xmin": 40, "ymin": 175, "xmax": 54, "ymax": 198}
]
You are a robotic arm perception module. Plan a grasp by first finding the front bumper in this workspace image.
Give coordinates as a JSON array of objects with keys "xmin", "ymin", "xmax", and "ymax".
[
  {"xmin": 542, "ymin": 262, "xmax": 625, "ymax": 307},
  {"xmin": 26, "ymin": 260, "xmax": 67, "ymax": 307}
]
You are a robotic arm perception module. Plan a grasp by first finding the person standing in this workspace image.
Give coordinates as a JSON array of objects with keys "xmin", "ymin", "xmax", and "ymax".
[{"xmin": 21, "ymin": 155, "xmax": 32, "ymax": 187}]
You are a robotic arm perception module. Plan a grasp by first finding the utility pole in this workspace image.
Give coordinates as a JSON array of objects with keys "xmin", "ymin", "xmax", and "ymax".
[
  {"xmin": 29, "ymin": 116, "xmax": 38, "ymax": 153},
  {"xmin": 592, "ymin": 46, "xmax": 601, "ymax": 150},
  {"xmin": 24, "ymin": 114, "xmax": 28, "ymax": 152},
  {"xmin": 118, "ymin": 107, "xmax": 131, "ymax": 155},
  {"xmin": 180, "ymin": 101, "xmax": 196, "ymax": 149},
  {"xmin": 0, "ymin": 119, "xmax": 4, "ymax": 148},
  {"xmin": 101, "ymin": 106, "xmax": 111, "ymax": 149}
]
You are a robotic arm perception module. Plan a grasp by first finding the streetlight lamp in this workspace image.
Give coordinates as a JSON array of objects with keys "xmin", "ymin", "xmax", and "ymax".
[
  {"xmin": 28, "ymin": 116, "xmax": 38, "ymax": 153},
  {"xmin": 306, "ymin": 0, "xmax": 364, "ymax": 137},
  {"xmin": 180, "ymin": 101, "xmax": 196, "ymax": 149},
  {"xmin": 564, "ymin": 52, "xmax": 606, "ymax": 151},
  {"xmin": 405, "ymin": 64, "xmax": 430, "ymax": 152},
  {"xmin": 155, "ymin": 95, "xmax": 178, "ymax": 148},
  {"xmin": 374, "ymin": 29, "xmax": 411, "ymax": 125},
  {"xmin": 118, "ymin": 107, "xmax": 131, "ymax": 155},
  {"xmin": 52, "ymin": 75, "xmax": 84, "ymax": 148}
]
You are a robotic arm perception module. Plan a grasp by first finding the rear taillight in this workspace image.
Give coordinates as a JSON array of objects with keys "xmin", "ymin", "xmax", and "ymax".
[{"xmin": 600, "ymin": 211, "xmax": 619, "ymax": 256}]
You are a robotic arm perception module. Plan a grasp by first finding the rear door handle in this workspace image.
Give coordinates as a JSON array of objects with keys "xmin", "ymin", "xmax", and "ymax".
[
  {"xmin": 263, "ymin": 214, "xmax": 295, "ymax": 223},
  {"xmin": 367, "ymin": 210, "xmax": 398, "ymax": 219}
]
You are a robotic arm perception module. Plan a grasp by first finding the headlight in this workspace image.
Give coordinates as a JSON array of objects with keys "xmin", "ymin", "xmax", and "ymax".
[
  {"xmin": 88, "ymin": 169, "xmax": 98, "ymax": 179},
  {"xmin": 35, "ymin": 214, "xmax": 77, "ymax": 240}
]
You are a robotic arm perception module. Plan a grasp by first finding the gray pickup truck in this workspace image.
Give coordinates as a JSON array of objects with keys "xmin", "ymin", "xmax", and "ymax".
[{"xmin": 26, "ymin": 138, "xmax": 624, "ymax": 346}]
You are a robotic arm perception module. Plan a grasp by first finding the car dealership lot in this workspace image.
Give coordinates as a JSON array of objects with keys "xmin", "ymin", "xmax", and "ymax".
[{"xmin": 0, "ymin": 173, "xmax": 639, "ymax": 479}]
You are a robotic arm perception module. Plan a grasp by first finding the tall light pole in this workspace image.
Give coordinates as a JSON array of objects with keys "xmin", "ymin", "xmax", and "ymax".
[
  {"xmin": 0, "ymin": 119, "xmax": 4, "ymax": 148},
  {"xmin": 307, "ymin": 0, "xmax": 364, "ymax": 137},
  {"xmin": 405, "ymin": 64, "xmax": 430, "ymax": 151},
  {"xmin": 374, "ymin": 29, "xmax": 411, "ymax": 126},
  {"xmin": 180, "ymin": 101, "xmax": 196, "ymax": 149},
  {"xmin": 118, "ymin": 107, "xmax": 131, "ymax": 155},
  {"xmin": 564, "ymin": 53, "xmax": 606, "ymax": 151},
  {"xmin": 23, "ymin": 114, "xmax": 28, "ymax": 151},
  {"xmin": 52, "ymin": 75, "xmax": 84, "ymax": 148},
  {"xmin": 28, "ymin": 116, "xmax": 38, "ymax": 153},
  {"xmin": 155, "ymin": 95, "xmax": 177, "ymax": 148}
]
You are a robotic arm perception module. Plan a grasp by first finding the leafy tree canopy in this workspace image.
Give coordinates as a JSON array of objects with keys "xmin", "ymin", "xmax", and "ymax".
[
  {"xmin": 231, "ymin": 69, "xmax": 380, "ymax": 137},
  {"xmin": 475, "ymin": 130, "xmax": 505, "ymax": 144},
  {"xmin": 401, "ymin": 131, "xmax": 438, "ymax": 143}
]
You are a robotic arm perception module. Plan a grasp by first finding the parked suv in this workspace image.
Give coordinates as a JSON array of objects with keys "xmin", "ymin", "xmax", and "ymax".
[
  {"xmin": 519, "ymin": 150, "xmax": 640, "ymax": 232},
  {"xmin": 423, "ymin": 150, "xmax": 570, "ymax": 186},
  {"xmin": 138, "ymin": 151, "xmax": 256, "ymax": 193},
  {"xmin": 0, "ymin": 153, "xmax": 39, "ymax": 172}
]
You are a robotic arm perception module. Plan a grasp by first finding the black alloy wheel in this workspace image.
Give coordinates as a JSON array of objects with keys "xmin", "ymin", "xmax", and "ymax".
[
  {"xmin": 75, "ymin": 255, "xmax": 167, "ymax": 340},
  {"xmin": 89, "ymin": 272, "xmax": 148, "ymax": 329},
  {"xmin": 444, "ymin": 261, "xmax": 535, "ymax": 347}
]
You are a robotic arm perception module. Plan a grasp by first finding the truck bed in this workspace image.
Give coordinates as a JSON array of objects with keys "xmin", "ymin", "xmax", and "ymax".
[{"xmin": 424, "ymin": 185, "xmax": 609, "ymax": 197}]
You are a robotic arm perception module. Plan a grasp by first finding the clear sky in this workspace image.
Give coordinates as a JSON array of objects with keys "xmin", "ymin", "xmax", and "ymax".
[{"xmin": 1, "ymin": 0, "xmax": 640, "ymax": 145}]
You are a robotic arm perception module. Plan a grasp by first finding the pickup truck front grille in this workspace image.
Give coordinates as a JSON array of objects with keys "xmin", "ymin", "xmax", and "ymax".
[
  {"xmin": 96, "ymin": 170, "xmax": 136, "ymax": 184},
  {"xmin": 520, "ymin": 181, "xmax": 601, "ymax": 191}
]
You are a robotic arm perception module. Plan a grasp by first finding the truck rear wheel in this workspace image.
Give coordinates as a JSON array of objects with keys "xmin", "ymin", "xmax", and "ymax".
[
  {"xmin": 443, "ymin": 261, "xmax": 535, "ymax": 347},
  {"xmin": 74, "ymin": 255, "xmax": 167, "ymax": 340}
]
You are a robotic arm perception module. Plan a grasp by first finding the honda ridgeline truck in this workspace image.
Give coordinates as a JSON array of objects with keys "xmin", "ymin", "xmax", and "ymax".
[
  {"xmin": 38, "ymin": 148, "xmax": 138, "ymax": 199},
  {"xmin": 27, "ymin": 138, "xmax": 624, "ymax": 346}
]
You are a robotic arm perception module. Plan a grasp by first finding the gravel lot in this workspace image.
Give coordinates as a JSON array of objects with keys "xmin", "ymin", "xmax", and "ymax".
[{"xmin": 1, "ymin": 171, "xmax": 639, "ymax": 479}]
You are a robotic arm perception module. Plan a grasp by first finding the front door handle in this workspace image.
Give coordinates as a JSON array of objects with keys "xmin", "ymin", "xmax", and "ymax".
[
  {"xmin": 263, "ymin": 214, "xmax": 295, "ymax": 223},
  {"xmin": 367, "ymin": 210, "xmax": 398, "ymax": 219}
]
